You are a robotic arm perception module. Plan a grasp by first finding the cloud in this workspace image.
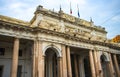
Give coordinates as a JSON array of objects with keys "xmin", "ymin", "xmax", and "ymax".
[
  {"xmin": 0, "ymin": 0, "xmax": 38, "ymax": 21},
  {"xmin": 111, "ymin": 15, "xmax": 120, "ymax": 23},
  {"xmin": 0, "ymin": 0, "xmax": 119, "ymax": 38}
]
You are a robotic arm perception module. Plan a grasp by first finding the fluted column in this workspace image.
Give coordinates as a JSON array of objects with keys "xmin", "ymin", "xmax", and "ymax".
[
  {"xmin": 61, "ymin": 45, "xmax": 67, "ymax": 77},
  {"xmin": 113, "ymin": 54, "xmax": 120, "ymax": 77},
  {"xmin": 108, "ymin": 53, "xmax": 115, "ymax": 77},
  {"xmin": 93, "ymin": 51, "xmax": 99, "ymax": 77},
  {"xmin": 89, "ymin": 50, "xmax": 96, "ymax": 77},
  {"xmin": 10, "ymin": 38, "xmax": 19, "ymax": 77},
  {"xmin": 66, "ymin": 46, "xmax": 72, "ymax": 77}
]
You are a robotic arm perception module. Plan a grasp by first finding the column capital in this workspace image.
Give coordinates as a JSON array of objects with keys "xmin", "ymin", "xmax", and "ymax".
[{"xmin": 14, "ymin": 35, "xmax": 22, "ymax": 39}]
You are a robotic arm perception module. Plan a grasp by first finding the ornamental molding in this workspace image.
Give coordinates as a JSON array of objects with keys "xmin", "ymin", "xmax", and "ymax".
[
  {"xmin": 0, "ymin": 27, "xmax": 35, "ymax": 40},
  {"xmin": 109, "ymin": 48, "xmax": 120, "ymax": 54},
  {"xmin": 94, "ymin": 45, "xmax": 109, "ymax": 52},
  {"xmin": 38, "ymin": 36, "xmax": 94, "ymax": 50},
  {"xmin": 0, "ymin": 20, "xmax": 120, "ymax": 51}
]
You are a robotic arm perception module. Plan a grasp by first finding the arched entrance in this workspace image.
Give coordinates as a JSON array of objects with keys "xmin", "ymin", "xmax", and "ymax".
[
  {"xmin": 100, "ymin": 54, "xmax": 110, "ymax": 77},
  {"xmin": 45, "ymin": 47, "xmax": 59, "ymax": 77}
]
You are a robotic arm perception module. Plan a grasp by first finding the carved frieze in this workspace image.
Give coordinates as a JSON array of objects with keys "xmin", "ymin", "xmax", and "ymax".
[
  {"xmin": 38, "ymin": 20, "xmax": 61, "ymax": 32},
  {"xmin": 62, "ymin": 14, "xmax": 75, "ymax": 22}
]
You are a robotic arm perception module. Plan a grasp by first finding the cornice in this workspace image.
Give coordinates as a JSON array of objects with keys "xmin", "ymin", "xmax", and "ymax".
[
  {"xmin": 0, "ymin": 20, "xmax": 119, "ymax": 50},
  {"xmin": 35, "ymin": 9, "xmax": 107, "ymax": 34},
  {"xmin": 0, "ymin": 15, "xmax": 29, "ymax": 26}
]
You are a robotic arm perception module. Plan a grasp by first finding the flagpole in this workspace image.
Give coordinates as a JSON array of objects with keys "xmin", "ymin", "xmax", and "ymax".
[
  {"xmin": 70, "ymin": 2, "xmax": 72, "ymax": 14},
  {"xmin": 77, "ymin": 4, "xmax": 80, "ymax": 18}
]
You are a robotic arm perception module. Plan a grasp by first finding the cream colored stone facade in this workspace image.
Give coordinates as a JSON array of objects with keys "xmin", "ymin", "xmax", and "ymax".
[{"xmin": 0, "ymin": 5, "xmax": 120, "ymax": 77}]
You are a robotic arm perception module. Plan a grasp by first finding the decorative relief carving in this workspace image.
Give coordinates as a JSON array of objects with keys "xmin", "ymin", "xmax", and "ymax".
[
  {"xmin": 38, "ymin": 19, "xmax": 91, "ymax": 38},
  {"xmin": 65, "ymin": 26, "xmax": 75, "ymax": 35},
  {"xmin": 39, "ymin": 20, "xmax": 61, "ymax": 32},
  {"xmin": 79, "ymin": 19, "xmax": 91, "ymax": 26},
  {"xmin": 62, "ymin": 14, "xmax": 75, "ymax": 22},
  {"xmin": 64, "ymin": 25, "xmax": 91, "ymax": 38}
]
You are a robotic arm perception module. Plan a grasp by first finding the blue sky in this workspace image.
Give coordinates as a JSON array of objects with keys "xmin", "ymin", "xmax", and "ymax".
[{"xmin": 0, "ymin": 0, "xmax": 120, "ymax": 39}]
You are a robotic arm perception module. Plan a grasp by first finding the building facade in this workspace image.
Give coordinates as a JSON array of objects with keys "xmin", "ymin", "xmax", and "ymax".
[
  {"xmin": 0, "ymin": 5, "xmax": 120, "ymax": 77},
  {"xmin": 112, "ymin": 35, "xmax": 120, "ymax": 43}
]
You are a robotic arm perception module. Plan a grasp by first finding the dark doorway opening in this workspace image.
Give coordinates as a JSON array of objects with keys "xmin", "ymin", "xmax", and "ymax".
[
  {"xmin": 84, "ymin": 56, "xmax": 91, "ymax": 77},
  {"xmin": 0, "ymin": 66, "xmax": 3, "ymax": 77},
  {"xmin": 45, "ymin": 48, "xmax": 58, "ymax": 77},
  {"xmin": 100, "ymin": 55, "xmax": 110, "ymax": 77}
]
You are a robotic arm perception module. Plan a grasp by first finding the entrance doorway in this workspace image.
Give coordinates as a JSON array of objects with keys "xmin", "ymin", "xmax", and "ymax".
[{"xmin": 45, "ymin": 48, "xmax": 58, "ymax": 77}]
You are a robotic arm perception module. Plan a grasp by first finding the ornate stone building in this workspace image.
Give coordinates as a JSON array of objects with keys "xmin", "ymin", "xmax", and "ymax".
[
  {"xmin": 112, "ymin": 35, "xmax": 120, "ymax": 43},
  {"xmin": 0, "ymin": 5, "xmax": 120, "ymax": 77}
]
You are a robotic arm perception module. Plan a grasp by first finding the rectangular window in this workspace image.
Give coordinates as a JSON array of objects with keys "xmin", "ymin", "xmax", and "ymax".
[
  {"xmin": 0, "ymin": 48, "xmax": 5, "ymax": 56},
  {"xmin": 0, "ymin": 66, "xmax": 3, "ymax": 77},
  {"xmin": 17, "ymin": 65, "xmax": 22, "ymax": 77},
  {"xmin": 19, "ymin": 50, "xmax": 22, "ymax": 57}
]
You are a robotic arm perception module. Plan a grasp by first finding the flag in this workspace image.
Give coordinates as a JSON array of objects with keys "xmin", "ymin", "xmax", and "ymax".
[
  {"xmin": 70, "ymin": 2, "xmax": 72, "ymax": 14},
  {"xmin": 77, "ymin": 4, "xmax": 80, "ymax": 18},
  {"xmin": 60, "ymin": 5, "xmax": 62, "ymax": 11}
]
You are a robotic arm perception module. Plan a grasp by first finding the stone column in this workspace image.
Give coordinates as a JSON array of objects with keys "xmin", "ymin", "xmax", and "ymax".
[
  {"xmin": 58, "ymin": 57, "xmax": 62, "ymax": 77},
  {"xmin": 32, "ymin": 40, "xmax": 37, "ymax": 77},
  {"xmin": 66, "ymin": 46, "xmax": 72, "ymax": 77},
  {"xmin": 108, "ymin": 53, "xmax": 115, "ymax": 77},
  {"xmin": 74, "ymin": 55, "xmax": 79, "ymax": 77},
  {"xmin": 93, "ymin": 50, "xmax": 99, "ymax": 77},
  {"xmin": 35, "ymin": 40, "xmax": 39, "ymax": 77},
  {"xmin": 89, "ymin": 50, "xmax": 96, "ymax": 77},
  {"xmin": 61, "ymin": 45, "xmax": 67, "ymax": 77},
  {"xmin": 10, "ymin": 38, "xmax": 19, "ymax": 77},
  {"xmin": 78, "ymin": 56, "xmax": 85, "ymax": 77},
  {"xmin": 113, "ymin": 54, "xmax": 120, "ymax": 77},
  {"xmin": 37, "ymin": 40, "xmax": 45, "ymax": 77}
]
